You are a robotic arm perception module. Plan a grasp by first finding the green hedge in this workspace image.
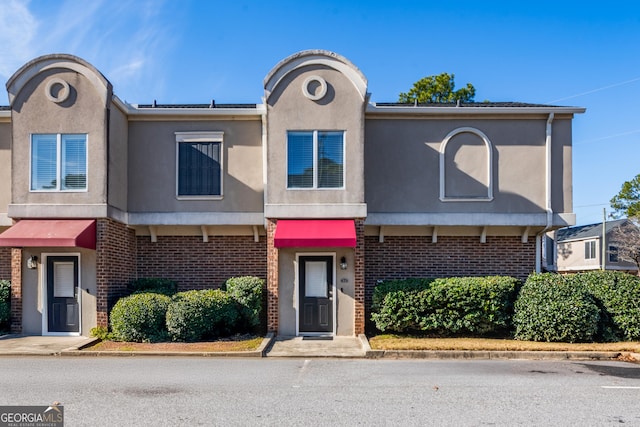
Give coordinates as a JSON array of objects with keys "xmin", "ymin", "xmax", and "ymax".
[
  {"xmin": 128, "ymin": 278, "xmax": 178, "ymax": 296},
  {"xmin": 575, "ymin": 271, "xmax": 640, "ymax": 341},
  {"xmin": 110, "ymin": 293, "xmax": 172, "ymax": 342},
  {"xmin": 0, "ymin": 280, "xmax": 10, "ymax": 331},
  {"xmin": 513, "ymin": 272, "xmax": 640, "ymax": 343},
  {"xmin": 166, "ymin": 289, "xmax": 239, "ymax": 342},
  {"xmin": 108, "ymin": 276, "xmax": 265, "ymax": 342},
  {"xmin": 513, "ymin": 273, "xmax": 600, "ymax": 343},
  {"xmin": 226, "ymin": 276, "xmax": 264, "ymax": 330},
  {"xmin": 371, "ymin": 276, "xmax": 518, "ymax": 336}
]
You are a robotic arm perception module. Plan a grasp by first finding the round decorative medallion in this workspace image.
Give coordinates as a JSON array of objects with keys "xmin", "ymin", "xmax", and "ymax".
[
  {"xmin": 45, "ymin": 77, "xmax": 70, "ymax": 103},
  {"xmin": 302, "ymin": 75, "xmax": 327, "ymax": 101}
]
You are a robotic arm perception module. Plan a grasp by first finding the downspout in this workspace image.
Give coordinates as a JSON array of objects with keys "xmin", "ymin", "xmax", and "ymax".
[
  {"xmin": 536, "ymin": 113, "xmax": 554, "ymax": 273},
  {"xmin": 261, "ymin": 99, "xmax": 268, "ymax": 229}
]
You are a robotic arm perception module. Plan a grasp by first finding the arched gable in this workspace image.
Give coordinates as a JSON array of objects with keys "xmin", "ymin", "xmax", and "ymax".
[
  {"xmin": 263, "ymin": 50, "xmax": 368, "ymax": 102},
  {"xmin": 6, "ymin": 54, "xmax": 112, "ymax": 107}
]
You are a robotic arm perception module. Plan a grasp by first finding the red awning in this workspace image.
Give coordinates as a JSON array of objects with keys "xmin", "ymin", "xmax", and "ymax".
[
  {"xmin": 274, "ymin": 219, "xmax": 356, "ymax": 248},
  {"xmin": 0, "ymin": 219, "xmax": 97, "ymax": 249}
]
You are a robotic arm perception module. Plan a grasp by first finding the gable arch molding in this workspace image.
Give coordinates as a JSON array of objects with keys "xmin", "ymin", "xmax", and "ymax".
[
  {"xmin": 6, "ymin": 54, "xmax": 112, "ymax": 107},
  {"xmin": 439, "ymin": 126, "xmax": 494, "ymax": 201}
]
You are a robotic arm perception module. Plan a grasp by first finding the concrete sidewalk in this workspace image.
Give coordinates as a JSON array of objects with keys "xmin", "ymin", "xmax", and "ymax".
[
  {"xmin": 265, "ymin": 335, "xmax": 369, "ymax": 358},
  {"xmin": 0, "ymin": 335, "xmax": 99, "ymax": 356},
  {"xmin": 0, "ymin": 334, "xmax": 636, "ymax": 361}
]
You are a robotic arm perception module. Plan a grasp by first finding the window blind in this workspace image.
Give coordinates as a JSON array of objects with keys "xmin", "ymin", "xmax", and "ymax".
[
  {"xmin": 317, "ymin": 131, "xmax": 344, "ymax": 188},
  {"xmin": 178, "ymin": 142, "xmax": 221, "ymax": 195},
  {"xmin": 31, "ymin": 134, "xmax": 58, "ymax": 190},
  {"xmin": 287, "ymin": 132, "xmax": 314, "ymax": 188}
]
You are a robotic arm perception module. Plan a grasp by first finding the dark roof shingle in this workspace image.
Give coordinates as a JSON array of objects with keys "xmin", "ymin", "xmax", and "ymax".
[{"xmin": 556, "ymin": 219, "xmax": 628, "ymax": 242}]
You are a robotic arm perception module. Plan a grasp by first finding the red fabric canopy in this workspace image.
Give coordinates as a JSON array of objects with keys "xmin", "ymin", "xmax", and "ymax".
[
  {"xmin": 274, "ymin": 219, "xmax": 356, "ymax": 248},
  {"xmin": 0, "ymin": 219, "xmax": 97, "ymax": 249}
]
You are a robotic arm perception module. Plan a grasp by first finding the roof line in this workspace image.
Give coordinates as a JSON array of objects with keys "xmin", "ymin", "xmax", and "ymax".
[{"xmin": 367, "ymin": 103, "xmax": 585, "ymax": 115}]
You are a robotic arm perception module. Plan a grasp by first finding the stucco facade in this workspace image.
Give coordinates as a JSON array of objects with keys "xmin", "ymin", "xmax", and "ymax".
[{"xmin": 0, "ymin": 50, "xmax": 584, "ymax": 336}]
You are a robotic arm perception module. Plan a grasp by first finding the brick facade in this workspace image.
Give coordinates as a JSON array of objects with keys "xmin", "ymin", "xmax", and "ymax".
[
  {"xmin": 95, "ymin": 218, "xmax": 137, "ymax": 327},
  {"xmin": 136, "ymin": 235, "xmax": 267, "ymax": 290},
  {"xmin": 354, "ymin": 218, "xmax": 365, "ymax": 335},
  {"xmin": 266, "ymin": 219, "xmax": 278, "ymax": 332},
  {"xmin": 10, "ymin": 249, "xmax": 21, "ymax": 333},
  {"xmin": 0, "ymin": 247, "xmax": 11, "ymax": 280},
  {"xmin": 364, "ymin": 235, "xmax": 536, "ymax": 330}
]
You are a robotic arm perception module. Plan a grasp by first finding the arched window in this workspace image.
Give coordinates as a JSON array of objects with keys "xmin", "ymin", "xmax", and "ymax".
[{"xmin": 439, "ymin": 127, "xmax": 493, "ymax": 201}]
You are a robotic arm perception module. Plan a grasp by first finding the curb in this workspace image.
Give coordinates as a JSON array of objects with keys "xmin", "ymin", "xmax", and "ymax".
[
  {"xmin": 60, "ymin": 333, "xmax": 275, "ymax": 358},
  {"xmin": 365, "ymin": 349, "xmax": 624, "ymax": 361}
]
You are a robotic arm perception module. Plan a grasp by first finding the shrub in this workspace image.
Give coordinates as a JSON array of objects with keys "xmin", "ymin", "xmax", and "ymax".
[
  {"xmin": 371, "ymin": 278, "xmax": 434, "ymax": 309},
  {"xmin": 0, "ymin": 280, "xmax": 10, "ymax": 331},
  {"xmin": 225, "ymin": 276, "xmax": 264, "ymax": 330},
  {"xmin": 424, "ymin": 276, "xmax": 518, "ymax": 335},
  {"xmin": 513, "ymin": 273, "xmax": 600, "ymax": 343},
  {"xmin": 577, "ymin": 270, "xmax": 640, "ymax": 341},
  {"xmin": 371, "ymin": 276, "xmax": 518, "ymax": 336},
  {"xmin": 90, "ymin": 326, "xmax": 113, "ymax": 340},
  {"xmin": 166, "ymin": 289, "xmax": 240, "ymax": 342},
  {"xmin": 128, "ymin": 278, "xmax": 178, "ymax": 296},
  {"xmin": 110, "ymin": 293, "xmax": 172, "ymax": 342}
]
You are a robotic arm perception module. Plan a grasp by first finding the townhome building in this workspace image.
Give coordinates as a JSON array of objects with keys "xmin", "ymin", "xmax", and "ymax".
[
  {"xmin": 0, "ymin": 50, "xmax": 584, "ymax": 337},
  {"xmin": 548, "ymin": 219, "xmax": 639, "ymax": 275}
]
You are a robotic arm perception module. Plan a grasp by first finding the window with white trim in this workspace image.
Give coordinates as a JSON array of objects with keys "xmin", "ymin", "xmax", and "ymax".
[
  {"xmin": 585, "ymin": 240, "xmax": 597, "ymax": 260},
  {"xmin": 175, "ymin": 131, "xmax": 223, "ymax": 198},
  {"xmin": 31, "ymin": 134, "xmax": 87, "ymax": 191},
  {"xmin": 287, "ymin": 131, "xmax": 344, "ymax": 189}
]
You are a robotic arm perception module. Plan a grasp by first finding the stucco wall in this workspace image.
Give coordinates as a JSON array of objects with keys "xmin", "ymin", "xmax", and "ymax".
[
  {"xmin": 127, "ymin": 120, "xmax": 264, "ymax": 213},
  {"xmin": 266, "ymin": 64, "xmax": 365, "ymax": 209},
  {"xmin": 20, "ymin": 248, "xmax": 97, "ymax": 335},
  {"xmin": 277, "ymin": 248, "xmax": 355, "ymax": 336},
  {"xmin": 10, "ymin": 69, "xmax": 108, "ymax": 206},
  {"xmin": 365, "ymin": 116, "xmax": 573, "ymax": 217},
  {"xmin": 108, "ymin": 104, "xmax": 129, "ymax": 211},
  {"xmin": 0, "ymin": 123, "xmax": 11, "ymax": 218}
]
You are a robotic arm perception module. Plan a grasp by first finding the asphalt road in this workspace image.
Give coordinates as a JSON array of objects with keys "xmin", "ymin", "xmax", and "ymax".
[{"xmin": 0, "ymin": 357, "xmax": 639, "ymax": 426}]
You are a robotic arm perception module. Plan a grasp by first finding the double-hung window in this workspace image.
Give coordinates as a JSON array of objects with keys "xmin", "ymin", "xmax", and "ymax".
[
  {"xmin": 176, "ymin": 131, "xmax": 223, "ymax": 198},
  {"xmin": 585, "ymin": 240, "xmax": 597, "ymax": 260},
  {"xmin": 31, "ymin": 134, "xmax": 87, "ymax": 191},
  {"xmin": 287, "ymin": 130, "xmax": 344, "ymax": 189},
  {"xmin": 608, "ymin": 245, "xmax": 619, "ymax": 263}
]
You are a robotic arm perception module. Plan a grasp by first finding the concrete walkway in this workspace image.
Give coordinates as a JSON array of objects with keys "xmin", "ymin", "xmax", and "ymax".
[
  {"xmin": 0, "ymin": 335, "xmax": 98, "ymax": 355},
  {"xmin": 265, "ymin": 335, "xmax": 369, "ymax": 358}
]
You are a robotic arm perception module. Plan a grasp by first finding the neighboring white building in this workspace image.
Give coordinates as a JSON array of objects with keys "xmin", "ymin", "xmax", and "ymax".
[{"xmin": 550, "ymin": 219, "xmax": 638, "ymax": 274}]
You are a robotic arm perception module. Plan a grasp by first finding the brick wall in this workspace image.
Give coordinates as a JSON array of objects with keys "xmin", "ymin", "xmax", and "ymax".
[
  {"xmin": 10, "ymin": 249, "xmax": 21, "ymax": 333},
  {"xmin": 136, "ymin": 235, "xmax": 267, "ymax": 291},
  {"xmin": 96, "ymin": 218, "xmax": 137, "ymax": 327},
  {"xmin": 0, "ymin": 247, "xmax": 11, "ymax": 280},
  {"xmin": 266, "ymin": 219, "xmax": 278, "ymax": 332},
  {"xmin": 354, "ymin": 218, "xmax": 365, "ymax": 335},
  {"xmin": 364, "ymin": 235, "xmax": 536, "ymax": 330}
]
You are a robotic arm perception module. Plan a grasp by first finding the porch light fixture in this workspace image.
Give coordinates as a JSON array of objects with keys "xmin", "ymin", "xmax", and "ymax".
[
  {"xmin": 340, "ymin": 256, "xmax": 347, "ymax": 270},
  {"xmin": 27, "ymin": 256, "xmax": 38, "ymax": 269}
]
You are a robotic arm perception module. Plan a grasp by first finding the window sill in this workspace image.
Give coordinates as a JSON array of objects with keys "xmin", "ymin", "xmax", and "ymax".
[
  {"xmin": 286, "ymin": 187, "xmax": 346, "ymax": 191},
  {"xmin": 29, "ymin": 189, "xmax": 88, "ymax": 193},
  {"xmin": 176, "ymin": 195, "xmax": 223, "ymax": 201},
  {"xmin": 439, "ymin": 197, "xmax": 493, "ymax": 202}
]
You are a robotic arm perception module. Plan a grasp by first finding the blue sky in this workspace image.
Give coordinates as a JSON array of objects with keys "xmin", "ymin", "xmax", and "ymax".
[{"xmin": 1, "ymin": 0, "xmax": 638, "ymax": 226}]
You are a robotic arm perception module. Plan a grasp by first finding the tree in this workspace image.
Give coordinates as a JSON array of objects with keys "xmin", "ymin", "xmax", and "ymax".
[
  {"xmin": 398, "ymin": 72, "xmax": 476, "ymax": 104},
  {"xmin": 610, "ymin": 174, "xmax": 640, "ymax": 218},
  {"xmin": 609, "ymin": 219, "xmax": 640, "ymax": 275}
]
